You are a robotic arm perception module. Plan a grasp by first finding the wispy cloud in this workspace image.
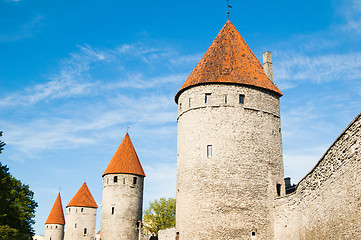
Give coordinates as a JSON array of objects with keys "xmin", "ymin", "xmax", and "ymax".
[
  {"xmin": 342, "ymin": 0, "xmax": 361, "ymax": 33},
  {"xmin": 274, "ymin": 51, "xmax": 361, "ymax": 89},
  {"xmin": 0, "ymin": 14, "xmax": 43, "ymax": 42}
]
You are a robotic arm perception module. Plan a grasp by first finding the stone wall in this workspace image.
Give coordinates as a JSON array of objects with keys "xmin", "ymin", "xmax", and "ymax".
[
  {"xmin": 100, "ymin": 173, "xmax": 144, "ymax": 240},
  {"xmin": 176, "ymin": 84, "xmax": 284, "ymax": 240},
  {"xmin": 158, "ymin": 227, "xmax": 175, "ymax": 240},
  {"xmin": 64, "ymin": 207, "xmax": 97, "ymax": 240},
  {"xmin": 44, "ymin": 223, "xmax": 64, "ymax": 240},
  {"xmin": 274, "ymin": 113, "xmax": 361, "ymax": 240}
]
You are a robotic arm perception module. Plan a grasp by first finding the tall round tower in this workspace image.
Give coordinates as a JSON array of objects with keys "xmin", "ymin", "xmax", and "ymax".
[
  {"xmin": 100, "ymin": 133, "xmax": 145, "ymax": 240},
  {"xmin": 175, "ymin": 21, "xmax": 284, "ymax": 240},
  {"xmin": 44, "ymin": 193, "xmax": 65, "ymax": 240},
  {"xmin": 64, "ymin": 182, "xmax": 98, "ymax": 240}
]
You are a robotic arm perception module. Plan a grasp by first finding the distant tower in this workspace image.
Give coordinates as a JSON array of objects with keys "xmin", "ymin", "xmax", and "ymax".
[
  {"xmin": 175, "ymin": 21, "xmax": 284, "ymax": 239},
  {"xmin": 100, "ymin": 133, "xmax": 146, "ymax": 240},
  {"xmin": 64, "ymin": 182, "xmax": 98, "ymax": 240},
  {"xmin": 45, "ymin": 193, "xmax": 65, "ymax": 240}
]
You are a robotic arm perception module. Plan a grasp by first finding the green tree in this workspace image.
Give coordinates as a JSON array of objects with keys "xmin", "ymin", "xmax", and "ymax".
[
  {"xmin": 0, "ymin": 132, "xmax": 5, "ymax": 154},
  {"xmin": 0, "ymin": 132, "xmax": 38, "ymax": 240},
  {"xmin": 143, "ymin": 197, "xmax": 176, "ymax": 236}
]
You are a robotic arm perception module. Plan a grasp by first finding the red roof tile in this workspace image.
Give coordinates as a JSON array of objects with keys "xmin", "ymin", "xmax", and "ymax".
[
  {"xmin": 175, "ymin": 20, "xmax": 282, "ymax": 103},
  {"xmin": 45, "ymin": 193, "xmax": 65, "ymax": 225},
  {"xmin": 103, "ymin": 133, "xmax": 145, "ymax": 177},
  {"xmin": 66, "ymin": 182, "xmax": 98, "ymax": 208}
]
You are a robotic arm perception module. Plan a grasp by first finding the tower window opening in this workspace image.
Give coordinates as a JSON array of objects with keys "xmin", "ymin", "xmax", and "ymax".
[
  {"xmin": 188, "ymin": 98, "xmax": 191, "ymax": 107},
  {"xmin": 207, "ymin": 145, "xmax": 212, "ymax": 158},
  {"xmin": 252, "ymin": 231, "xmax": 256, "ymax": 236},
  {"xmin": 205, "ymin": 93, "xmax": 211, "ymax": 104},
  {"xmin": 133, "ymin": 177, "xmax": 137, "ymax": 184},
  {"xmin": 114, "ymin": 176, "xmax": 118, "ymax": 183},
  {"xmin": 75, "ymin": 223, "xmax": 77, "ymax": 228},
  {"xmin": 55, "ymin": 226, "xmax": 57, "ymax": 228},
  {"xmin": 224, "ymin": 94, "xmax": 227, "ymax": 103},
  {"xmin": 84, "ymin": 228, "xmax": 87, "ymax": 236},
  {"xmin": 107, "ymin": 178, "xmax": 109, "ymax": 184},
  {"xmin": 239, "ymin": 94, "xmax": 245, "ymax": 104},
  {"xmin": 112, "ymin": 207, "xmax": 115, "ymax": 215},
  {"xmin": 81, "ymin": 208, "xmax": 84, "ymax": 212},
  {"xmin": 123, "ymin": 178, "xmax": 125, "ymax": 184},
  {"xmin": 276, "ymin": 184, "xmax": 282, "ymax": 196},
  {"xmin": 69, "ymin": 208, "xmax": 70, "ymax": 212},
  {"xmin": 179, "ymin": 103, "xmax": 182, "ymax": 111}
]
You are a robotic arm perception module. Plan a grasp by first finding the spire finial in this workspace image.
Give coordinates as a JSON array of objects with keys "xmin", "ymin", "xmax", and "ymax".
[
  {"xmin": 227, "ymin": 0, "xmax": 232, "ymax": 20},
  {"xmin": 127, "ymin": 126, "xmax": 130, "ymax": 133}
]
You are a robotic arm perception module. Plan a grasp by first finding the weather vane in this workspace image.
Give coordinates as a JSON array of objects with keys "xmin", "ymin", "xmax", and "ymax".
[{"xmin": 227, "ymin": 0, "xmax": 232, "ymax": 20}]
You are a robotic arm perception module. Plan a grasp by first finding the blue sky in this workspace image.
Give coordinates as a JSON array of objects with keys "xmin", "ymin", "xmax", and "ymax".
[{"xmin": 1, "ymin": 0, "xmax": 360, "ymax": 236}]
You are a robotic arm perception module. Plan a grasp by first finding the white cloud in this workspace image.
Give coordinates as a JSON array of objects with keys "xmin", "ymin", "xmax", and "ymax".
[
  {"xmin": 342, "ymin": 0, "xmax": 361, "ymax": 33},
  {"xmin": 274, "ymin": 51, "xmax": 361, "ymax": 89}
]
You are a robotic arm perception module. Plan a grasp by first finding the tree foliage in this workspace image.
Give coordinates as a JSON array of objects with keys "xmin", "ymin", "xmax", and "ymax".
[
  {"xmin": 0, "ymin": 132, "xmax": 5, "ymax": 154},
  {"xmin": 0, "ymin": 131, "xmax": 38, "ymax": 239},
  {"xmin": 143, "ymin": 197, "xmax": 176, "ymax": 236}
]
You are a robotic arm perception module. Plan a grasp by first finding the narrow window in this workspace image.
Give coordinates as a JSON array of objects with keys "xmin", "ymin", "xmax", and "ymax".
[
  {"xmin": 179, "ymin": 103, "xmax": 182, "ymax": 111},
  {"xmin": 239, "ymin": 94, "xmax": 245, "ymax": 104},
  {"xmin": 112, "ymin": 207, "xmax": 115, "ymax": 215},
  {"xmin": 276, "ymin": 184, "xmax": 281, "ymax": 196},
  {"xmin": 75, "ymin": 223, "xmax": 77, "ymax": 228},
  {"xmin": 69, "ymin": 208, "xmax": 70, "ymax": 212},
  {"xmin": 76, "ymin": 209, "xmax": 77, "ymax": 213},
  {"xmin": 114, "ymin": 176, "xmax": 118, "ymax": 183},
  {"xmin": 188, "ymin": 98, "xmax": 191, "ymax": 107},
  {"xmin": 133, "ymin": 177, "xmax": 137, "ymax": 184},
  {"xmin": 50, "ymin": 238, "xmax": 52, "ymax": 240},
  {"xmin": 123, "ymin": 178, "xmax": 125, "ymax": 184},
  {"xmin": 176, "ymin": 232, "xmax": 180, "ymax": 240},
  {"xmin": 205, "ymin": 93, "xmax": 211, "ymax": 104},
  {"xmin": 81, "ymin": 208, "xmax": 84, "ymax": 212},
  {"xmin": 252, "ymin": 231, "xmax": 256, "ymax": 236},
  {"xmin": 224, "ymin": 94, "xmax": 227, "ymax": 103},
  {"xmin": 55, "ymin": 226, "xmax": 58, "ymax": 228},
  {"xmin": 84, "ymin": 228, "xmax": 87, "ymax": 235},
  {"xmin": 207, "ymin": 145, "xmax": 212, "ymax": 158},
  {"xmin": 107, "ymin": 178, "xmax": 109, "ymax": 184}
]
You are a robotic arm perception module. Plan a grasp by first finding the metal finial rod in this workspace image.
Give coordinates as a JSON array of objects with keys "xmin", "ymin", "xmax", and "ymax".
[
  {"xmin": 227, "ymin": 0, "xmax": 232, "ymax": 20},
  {"xmin": 127, "ymin": 126, "xmax": 130, "ymax": 133}
]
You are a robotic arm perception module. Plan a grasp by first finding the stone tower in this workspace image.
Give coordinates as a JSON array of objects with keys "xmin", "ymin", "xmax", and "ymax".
[
  {"xmin": 64, "ymin": 182, "xmax": 98, "ymax": 240},
  {"xmin": 175, "ymin": 21, "xmax": 284, "ymax": 240},
  {"xmin": 100, "ymin": 133, "xmax": 146, "ymax": 240},
  {"xmin": 45, "ymin": 193, "xmax": 65, "ymax": 240}
]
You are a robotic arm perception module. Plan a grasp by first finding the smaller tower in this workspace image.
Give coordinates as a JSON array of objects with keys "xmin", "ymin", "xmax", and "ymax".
[
  {"xmin": 100, "ymin": 133, "xmax": 146, "ymax": 240},
  {"xmin": 64, "ymin": 182, "xmax": 98, "ymax": 240},
  {"xmin": 45, "ymin": 193, "xmax": 65, "ymax": 240}
]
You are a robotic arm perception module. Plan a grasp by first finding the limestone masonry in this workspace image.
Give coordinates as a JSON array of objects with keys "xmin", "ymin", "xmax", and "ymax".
[{"xmin": 43, "ymin": 20, "xmax": 361, "ymax": 240}]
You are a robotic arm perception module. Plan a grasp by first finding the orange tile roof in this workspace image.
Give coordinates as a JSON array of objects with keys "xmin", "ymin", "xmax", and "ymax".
[
  {"xmin": 102, "ymin": 133, "xmax": 146, "ymax": 177},
  {"xmin": 175, "ymin": 20, "xmax": 282, "ymax": 103},
  {"xmin": 66, "ymin": 182, "xmax": 98, "ymax": 208},
  {"xmin": 45, "ymin": 193, "xmax": 65, "ymax": 225}
]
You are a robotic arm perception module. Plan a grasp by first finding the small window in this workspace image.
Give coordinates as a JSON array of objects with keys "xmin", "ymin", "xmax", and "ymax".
[
  {"xmin": 75, "ymin": 223, "xmax": 77, "ymax": 228},
  {"xmin": 112, "ymin": 207, "xmax": 115, "ymax": 215},
  {"xmin": 55, "ymin": 226, "xmax": 58, "ymax": 228},
  {"xmin": 207, "ymin": 145, "xmax": 212, "ymax": 158},
  {"xmin": 69, "ymin": 208, "xmax": 70, "ymax": 212},
  {"xmin": 76, "ymin": 209, "xmax": 77, "ymax": 213},
  {"xmin": 252, "ymin": 231, "xmax": 256, "ymax": 236},
  {"xmin": 188, "ymin": 98, "xmax": 191, "ymax": 107},
  {"xmin": 123, "ymin": 178, "xmax": 126, "ymax": 184},
  {"xmin": 224, "ymin": 94, "xmax": 227, "ymax": 103},
  {"xmin": 133, "ymin": 177, "xmax": 137, "ymax": 184},
  {"xmin": 81, "ymin": 208, "xmax": 84, "ymax": 212},
  {"xmin": 239, "ymin": 94, "xmax": 245, "ymax": 104},
  {"xmin": 276, "ymin": 184, "xmax": 281, "ymax": 196},
  {"xmin": 179, "ymin": 103, "xmax": 182, "ymax": 111},
  {"xmin": 84, "ymin": 228, "xmax": 87, "ymax": 235},
  {"xmin": 114, "ymin": 176, "xmax": 118, "ymax": 183},
  {"xmin": 205, "ymin": 93, "xmax": 211, "ymax": 104}
]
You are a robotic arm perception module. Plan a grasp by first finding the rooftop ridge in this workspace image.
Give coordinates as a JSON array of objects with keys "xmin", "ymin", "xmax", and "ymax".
[
  {"xmin": 66, "ymin": 182, "xmax": 98, "ymax": 208},
  {"xmin": 102, "ymin": 133, "xmax": 146, "ymax": 177},
  {"xmin": 45, "ymin": 193, "xmax": 65, "ymax": 225},
  {"xmin": 175, "ymin": 21, "xmax": 282, "ymax": 103}
]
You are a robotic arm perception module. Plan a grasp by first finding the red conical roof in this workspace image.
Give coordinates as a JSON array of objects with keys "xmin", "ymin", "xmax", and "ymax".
[
  {"xmin": 175, "ymin": 20, "xmax": 282, "ymax": 103},
  {"xmin": 45, "ymin": 193, "xmax": 65, "ymax": 225},
  {"xmin": 102, "ymin": 133, "xmax": 146, "ymax": 177},
  {"xmin": 66, "ymin": 182, "xmax": 98, "ymax": 208}
]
